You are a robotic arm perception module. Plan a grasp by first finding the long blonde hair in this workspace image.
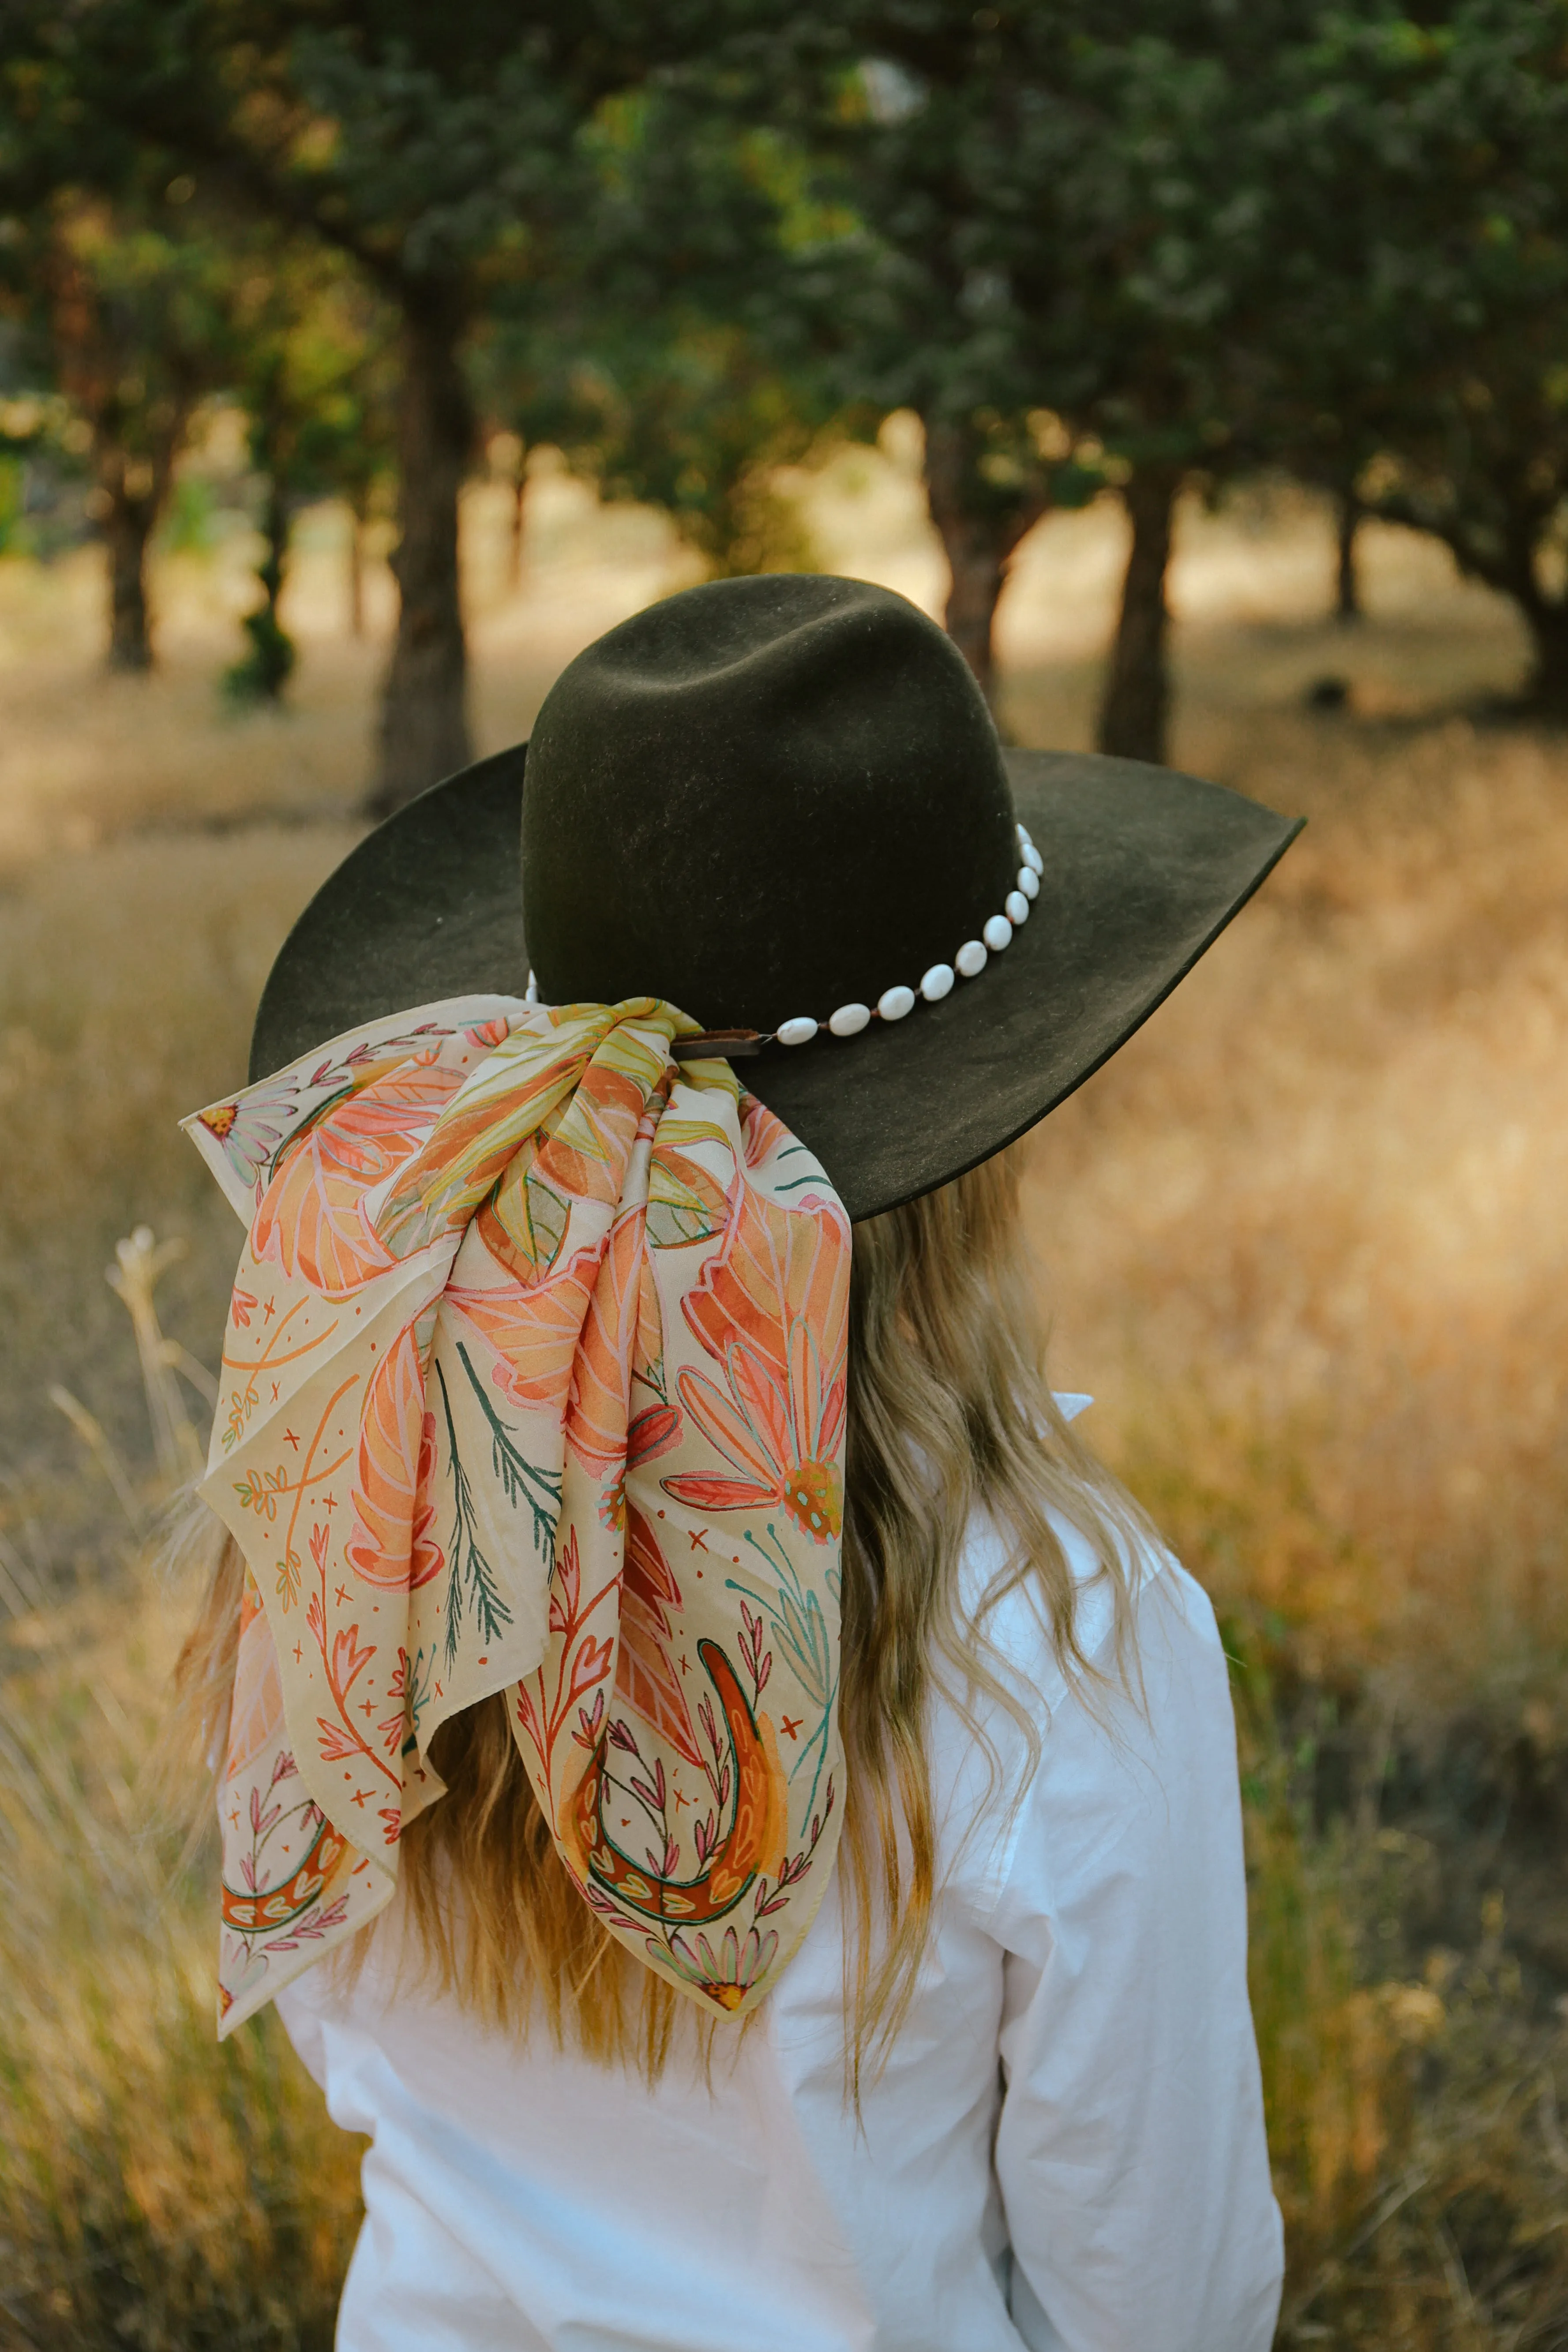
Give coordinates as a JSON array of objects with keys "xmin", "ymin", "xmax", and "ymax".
[{"xmin": 169, "ymin": 1147, "xmax": 1149, "ymax": 2086}]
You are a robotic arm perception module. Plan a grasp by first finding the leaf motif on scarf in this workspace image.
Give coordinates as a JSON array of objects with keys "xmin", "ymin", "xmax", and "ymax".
[
  {"xmin": 445, "ymin": 1234, "xmax": 603, "ymax": 1428},
  {"xmin": 251, "ymin": 1103, "xmax": 405, "ymax": 1295},
  {"xmin": 615, "ymin": 1504, "xmax": 702, "ymax": 1767},
  {"xmin": 566, "ymin": 1210, "xmax": 661, "ymax": 1477},
  {"xmin": 345, "ymin": 1322, "xmax": 445, "ymax": 1591},
  {"xmin": 533, "ymin": 1054, "xmax": 653, "ymax": 1208},
  {"xmin": 646, "ymin": 1144, "xmax": 731, "ymax": 1249},
  {"xmin": 482, "ymin": 1159, "xmax": 571, "ymax": 1286},
  {"xmin": 223, "ymin": 1570, "xmax": 286, "ymax": 1784},
  {"xmin": 375, "ymin": 1032, "xmax": 586, "ymax": 1251}
]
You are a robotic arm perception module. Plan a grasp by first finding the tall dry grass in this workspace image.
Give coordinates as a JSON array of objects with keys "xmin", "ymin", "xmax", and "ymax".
[
  {"xmin": 1026, "ymin": 716, "xmax": 1568, "ymax": 1699},
  {"xmin": 3, "ymin": 478, "xmax": 1567, "ymax": 2344},
  {"xmin": 1, "ymin": 1559, "xmax": 362, "ymax": 2349},
  {"xmin": 0, "ymin": 1236, "xmax": 360, "ymax": 2350},
  {"xmin": 0, "ymin": 828, "xmax": 360, "ymax": 1519}
]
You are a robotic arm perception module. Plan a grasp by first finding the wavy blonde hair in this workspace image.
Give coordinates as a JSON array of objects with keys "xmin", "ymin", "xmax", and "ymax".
[{"xmin": 169, "ymin": 1145, "xmax": 1149, "ymax": 2087}]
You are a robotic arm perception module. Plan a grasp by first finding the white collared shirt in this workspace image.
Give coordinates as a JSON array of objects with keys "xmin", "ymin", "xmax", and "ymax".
[{"xmin": 278, "ymin": 1499, "xmax": 1283, "ymax": 2352}]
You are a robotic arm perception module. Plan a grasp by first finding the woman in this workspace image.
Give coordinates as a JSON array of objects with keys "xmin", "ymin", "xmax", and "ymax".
[{"xmin": 175, "ymin": 574, "xmax": 1298, "ymax": 2351}]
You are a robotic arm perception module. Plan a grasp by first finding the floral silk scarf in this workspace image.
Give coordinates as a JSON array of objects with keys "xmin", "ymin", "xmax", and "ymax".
[{"xmin": 185, "ymin": 996, "xmax": 850, "ymax": 2036}]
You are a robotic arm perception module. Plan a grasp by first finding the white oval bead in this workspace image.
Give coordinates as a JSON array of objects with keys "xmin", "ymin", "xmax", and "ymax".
[
  {"xmin": 955, "ymin": 939, "xmax": 987, "ymax": 979},
  {"xmin": 919, "ymin": 963, "xmax": 955, "ymax": 1002},
  {"xmin": 1005, "ymin": 890, "xmax": 1030, "ymax": 925},
  {"xmin": 1017, "ymin": 864, "xmax": 1039, "ymax": 900},
  {"xmin": 829, "ymin": 1002, "xmax": 870, "ymax": 1037},
  {"xmin": 777, "ymin": 1016, "xmax": 818, "ymax": 1047},
  {"xmin": 983, "ymin": 913, "xmax": 1013, "ymax": 952},
  {"xmin": 1016, "ymin": 822, "xmax": 1034, "ymax": 848},
  {"xmin": 878, "ymin": 984, "xmax": 915, "ymax": 1022},
  {"xmin": 1024, "ymin": 843, "xmax": 1044, "ymax": 876},
  {"xmin": 524, "ymin": 970, "xmax": 539, "ymax": 1005}
]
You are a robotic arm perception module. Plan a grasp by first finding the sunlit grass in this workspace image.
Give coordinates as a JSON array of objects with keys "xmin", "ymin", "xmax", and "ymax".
[
  {"xmin": 1230, "ymin": 1626, "xmax": 1568, "ymax": 2345},
  {"xmin": 3, "ymin": 488, "xmax": 1567, "ymax": 2344},
  {"xmin": 1025, "ymin": 718, "xmax": 1568, "ymax": 1698},
  {"xmin": 1, "ymin": 1564, "xmax": 363, "ymax": 2351}
]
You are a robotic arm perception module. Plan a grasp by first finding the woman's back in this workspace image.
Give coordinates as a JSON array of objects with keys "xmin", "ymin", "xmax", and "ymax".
[{"xmin": 278, "ymin": 1509, "xmax": 1282, "ymax": 2352}]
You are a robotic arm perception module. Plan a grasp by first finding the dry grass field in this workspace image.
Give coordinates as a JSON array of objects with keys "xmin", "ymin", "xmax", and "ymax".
[{"xmin": 3, "ymin": 448, "xmax": 1567, "ymax": 2348}]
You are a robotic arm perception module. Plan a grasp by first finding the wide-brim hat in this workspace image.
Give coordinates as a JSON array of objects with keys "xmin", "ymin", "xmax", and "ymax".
[{"xmin": 251, "ymin": 575, "xmax": 1300, "ymax": 1223}]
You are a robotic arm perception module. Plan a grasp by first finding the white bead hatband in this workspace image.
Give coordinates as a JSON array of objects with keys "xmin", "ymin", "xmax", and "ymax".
[
  {"xmin": 525, "ymin": 821, "xmax": 1042, "ymax": 1050},
  {"xmin": 768, "ymin": 820, "xmax": 1038, "ymax": 1046}
]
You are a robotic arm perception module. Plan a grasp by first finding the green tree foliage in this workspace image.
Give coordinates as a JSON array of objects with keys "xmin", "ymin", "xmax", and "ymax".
[
  {"xmin": 745, "ymin": 27, "xmax": 1107, "ymax": 707},
  {"xmin": 786, "ymin": 3, "xmax": 1568, "ymax": 751},
  {"xmin": 472, "ymin": 94, "xmax": 854, "ymax": 585},
  {"xmin": 207, "ymin": 7, "xmax": 634, "ymax": 805},
  {"xmin": 550, "ymin": 323, "xmax": 829, "ymax": 578},
  {"xmin": 7, "ymin": 0, "xmax": 1568, "ymax": 763},
  {"xmin": 1261, "ymin": 3, "xmax": 1568, "ymax": 709},
  {"xmin": 225, "ymin": 238, "xmax": 396, "ymax": 699},
  {"xmin": 0, "ymin": 181, "xmax": 234, "ymax": 668},
  {"xmin": 1, "ymin": 0, "xmax": 754, "ymax": 805},
  {"xmin": 759, "ymin": 5, "xmax": 1289, "ymax": 750}
]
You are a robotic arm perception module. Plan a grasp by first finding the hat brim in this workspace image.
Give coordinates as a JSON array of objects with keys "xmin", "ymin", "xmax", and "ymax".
[{"xmin": 250, "ymin": 744, "xmax": 1301, "ymax": 1223}]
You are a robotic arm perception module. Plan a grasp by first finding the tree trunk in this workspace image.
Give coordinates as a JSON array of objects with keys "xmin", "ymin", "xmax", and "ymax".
[
  {"xmin": 347, "ymin": 494, "xmax": 366, "ymax": 637},
  {"xmin": 1335, "ymin": 493, "xmax": 1362, "ymax": 624},
  {"xmin": 1465, "ymin": 514, "xmax": 1568, "ymax": 715},
  {"xmin": 371, "ymin": 295, "xmax": 474, "ymax": 817},
  {"xmin": 1519, "ymin": 593, "xmax": 1568, "ymax": 715},
  {"xmin": 105, "ymin": 494, "xmax": 154, "ymax": 669},
  {"xmin": 508, "ymin": 459, "xmax": 527, "ymax": 592},
  {"xmin": 923, "ymin": 420, "xmax": 1037, "ymax": 710},
  {"xmin": 244, "ymin": 472, "xmax": 295, "ymax": 699},
  {"xmin": 100, "ymin": 450, "xmax": 159, "ymax": 671},
  {"xmin": 1098, "ymin": 466, "xmax": 1181, "ymax": 764}
]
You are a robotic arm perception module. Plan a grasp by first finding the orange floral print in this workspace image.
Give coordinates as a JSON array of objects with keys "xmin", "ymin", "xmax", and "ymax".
[
  {"xmin": 663, "ymin": 1187, "xmax": 848, "ymax": 1543},
  {"xmin": 185, "ymin": 994, "xmax": 849, "ymax": 2035}
]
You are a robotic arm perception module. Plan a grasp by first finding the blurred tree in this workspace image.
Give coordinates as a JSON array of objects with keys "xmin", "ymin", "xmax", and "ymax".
[
  {"xmin": 0, "ymin": 33, "xmax": 235, "ymax": 666},
  {"xmin": 542, "ymin": 323, "xmax": 830, "ymax": 579},
  {"xmin": 471, "ymin": 84, "xmax": 859, "ymax": 592},
  {"xmin": 0, "ymin": 419, "xmax": 29, "ymax": 557},
  {"xmin": 286, "ymin": 270, "xmax": 398, "ymax": 643},
  {"xmin": 1052, "ymin": 17, "xmax": 1283, "ymax": 763},
  {"xmin": 771, "ymin": 7, "xmax": 1283, "ymax": 754},
  {"xmin": 466, "ymin": 298, "xmax": 586, "ymax": 600},
  {"xmin": 1261, "ymin": 2, "xmax": 1568, "ymax": 710},
  {"xmin": 754, "ymin": 31, "xmax": 1105, "ymax": 711},
  {"xmin": 920, "ymin": 410, "xmax": 1091, "ymax": 701},
  {"xmin": 2, "ymin": 193, "xmax": 233, "ymax": 668},
  {"xmin": 0, "ymin": 0, "xmax": 750, "ymax": 808},
  {"xmin": 1335, "ymin": 494, "xmax": 1364, "ymax": 627},
  {"xmin": 0, "ymin": 360, "xmax": 91, "ymax": 563},
  {"xmin": 225, "ymin": 240, "xmax": 397, "ymax": 699},
  {"xmin": 220, "ymin": 10, "xmax": 604, "ymax": 805}
]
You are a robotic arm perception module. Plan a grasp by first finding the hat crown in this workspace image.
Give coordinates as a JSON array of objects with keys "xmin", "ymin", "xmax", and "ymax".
[{"xmin": 521, "ymin": 574, "xmax": 1018, "ymax": 1032}]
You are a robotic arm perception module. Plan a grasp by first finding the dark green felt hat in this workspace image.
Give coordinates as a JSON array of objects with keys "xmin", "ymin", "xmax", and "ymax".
[{"xmin": 251, "ymin": 574, "xmax": 1301, "ymax": 1222}]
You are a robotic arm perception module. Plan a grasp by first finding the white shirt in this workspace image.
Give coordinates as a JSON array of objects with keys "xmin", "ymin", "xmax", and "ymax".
[{"xmin": 278, "ymin": 1506, "xmax": 1283, "ymax": 2352}]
